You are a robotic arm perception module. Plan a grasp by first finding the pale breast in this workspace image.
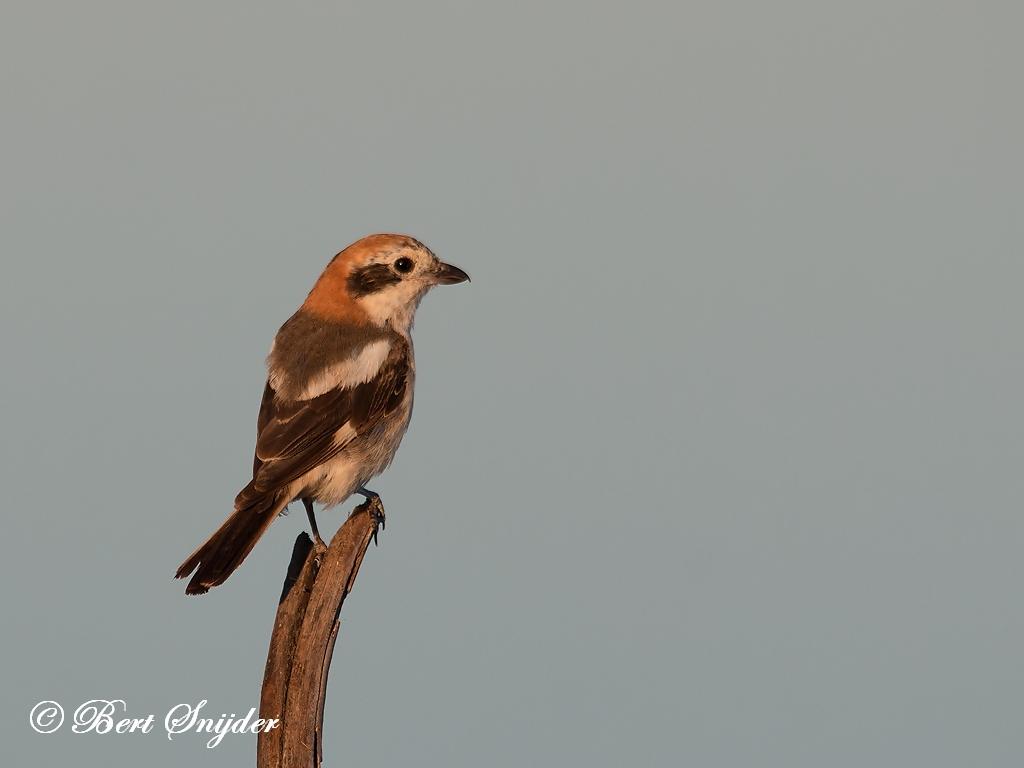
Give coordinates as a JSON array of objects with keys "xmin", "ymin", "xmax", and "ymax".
[{"xmin": 292, "ymin": 387, "xmax": 414, "ymax": 508}]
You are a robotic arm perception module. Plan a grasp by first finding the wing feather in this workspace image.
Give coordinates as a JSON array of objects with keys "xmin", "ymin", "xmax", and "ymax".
[{"xmin": 249, "ymin": 340, "xmax": 409, "ymax": 495}]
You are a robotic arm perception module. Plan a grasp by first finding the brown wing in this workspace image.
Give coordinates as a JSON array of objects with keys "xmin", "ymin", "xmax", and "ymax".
[
  {"xmin": 252, "ymin": 381, "xmax": 278, "ymax": 477},
  {"xmin": 248, "ymin": 342, "xmax": 409, "ymax": 496}
]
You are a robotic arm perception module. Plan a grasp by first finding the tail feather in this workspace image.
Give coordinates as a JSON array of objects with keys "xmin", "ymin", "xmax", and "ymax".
[{"xmin": 176, "ymin": 486, "xmax": 287, "ymax": 595}]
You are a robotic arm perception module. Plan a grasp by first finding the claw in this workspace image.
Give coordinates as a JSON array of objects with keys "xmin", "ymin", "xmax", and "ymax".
[
  {"xmin": 312, "ymin": 536, "xmax": 328, "ymax": 565},
  {"xmin": 357, "ymin": 490, "xmax": 386, "ymax": 545}
]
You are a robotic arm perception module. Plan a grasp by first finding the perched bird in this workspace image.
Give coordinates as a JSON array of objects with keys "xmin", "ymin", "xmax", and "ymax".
[{"xmin": 176, "ymin": 234, "xmax": 469, "ymax": 595}]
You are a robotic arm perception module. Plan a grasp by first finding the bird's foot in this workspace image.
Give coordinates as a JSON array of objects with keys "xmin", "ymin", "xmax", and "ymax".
[
  {"xmin": 312, "ymin": 534, "xmax": 329, "ymax": 566},
  {"xmin": 301, "ymin": 498, "xmax": 329, "ymax": 562},
  {"xmin": 356, "ymin": 488, "xmax": 386, "ymax": 545}
]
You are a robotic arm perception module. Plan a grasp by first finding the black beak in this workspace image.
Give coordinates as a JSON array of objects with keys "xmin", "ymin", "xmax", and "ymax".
[{"xmin": 434, "ymin": 262, "xmax": 470, "ymax": 285}]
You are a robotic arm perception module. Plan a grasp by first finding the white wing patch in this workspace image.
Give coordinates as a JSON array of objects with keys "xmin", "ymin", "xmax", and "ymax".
[{"xmin": 298, "ymin": 339, "xmax": 392, "ymax": 400}]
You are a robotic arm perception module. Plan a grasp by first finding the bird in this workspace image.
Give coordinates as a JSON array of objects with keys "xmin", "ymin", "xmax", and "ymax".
[{"xmin": 175, "ymin": 234, "xmax": 469, "ymax": 595}]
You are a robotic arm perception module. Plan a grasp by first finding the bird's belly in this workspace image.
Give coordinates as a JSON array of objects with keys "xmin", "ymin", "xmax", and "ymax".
[
  {"xmin": 296, "ymin": 454, "xmax": 362, "ymax": 508},
  {"xmin": 295, "ymin": 410, "xmax": 411, "ymax": 508}
]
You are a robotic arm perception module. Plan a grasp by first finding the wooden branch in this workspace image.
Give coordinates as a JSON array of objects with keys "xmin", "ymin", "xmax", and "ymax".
[
  {"xmin": 257, "ymin": 534, "xmax": 319, "ymax": 768},
  {"xmin": 258, "ymin": 500, "xmax": 383, "ymax": 768}
]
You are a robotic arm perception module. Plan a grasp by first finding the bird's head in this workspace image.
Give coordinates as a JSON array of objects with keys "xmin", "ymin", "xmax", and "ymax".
[{"xmin": 302, "ymin": 234, "xmax": 469, "ymax": 331}]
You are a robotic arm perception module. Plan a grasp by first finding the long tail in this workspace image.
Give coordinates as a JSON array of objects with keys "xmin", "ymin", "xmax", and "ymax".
[{"xmin": 175, "ymin": 485, "xmax": 288, "ymax": 595}]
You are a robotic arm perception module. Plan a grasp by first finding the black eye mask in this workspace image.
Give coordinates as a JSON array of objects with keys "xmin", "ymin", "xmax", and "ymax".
[{"xmin": 347, "ymin": 263, "xmax": 403, "ymax": 297}]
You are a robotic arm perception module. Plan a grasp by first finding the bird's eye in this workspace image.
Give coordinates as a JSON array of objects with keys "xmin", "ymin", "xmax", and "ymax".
[{"xmin": 394, "ymin": 257, "xmax": 414, "ymax": 274}]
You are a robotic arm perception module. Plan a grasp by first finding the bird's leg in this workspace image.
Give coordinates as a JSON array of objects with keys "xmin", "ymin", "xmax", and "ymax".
[
  {"xmin": 302, "ymin": 497, "xmax": 327, "ymax": 552},
  {"xmin": 356, "ymin": 487, "xmax": 386, "ymax": 544}
]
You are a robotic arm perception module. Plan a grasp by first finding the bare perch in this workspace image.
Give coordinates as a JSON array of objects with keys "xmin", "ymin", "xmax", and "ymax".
[{"xmin": 258, "ymin": 499, "xmax": 384, "ymax": 768}]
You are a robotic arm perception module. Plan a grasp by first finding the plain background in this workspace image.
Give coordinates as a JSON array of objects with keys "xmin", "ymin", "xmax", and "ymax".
[{"xmin": 2, "ymin": 2, "xmax": 1022, "ymax": 766}]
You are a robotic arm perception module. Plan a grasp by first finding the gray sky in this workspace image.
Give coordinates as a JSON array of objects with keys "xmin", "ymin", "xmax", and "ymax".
[{"xmin": 2, "ymin": 2, "xmax": 1023, "ymax": 766}]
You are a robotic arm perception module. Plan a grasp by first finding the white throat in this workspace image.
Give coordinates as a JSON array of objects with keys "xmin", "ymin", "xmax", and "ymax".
[{"xmin": 359, "ymin": 289, "xmax": 425, "ymax": 335}]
